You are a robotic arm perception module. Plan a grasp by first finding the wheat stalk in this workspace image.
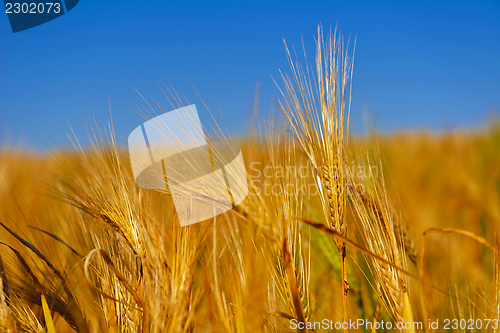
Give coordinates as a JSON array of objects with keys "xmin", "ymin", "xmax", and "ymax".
[
  {"xmin": 347, "ymin": 139, "xmax": 415, "ymax": 332},
  {"xmin": 275, "ymin": 24, "xmax": 355, "ymax": 326}
]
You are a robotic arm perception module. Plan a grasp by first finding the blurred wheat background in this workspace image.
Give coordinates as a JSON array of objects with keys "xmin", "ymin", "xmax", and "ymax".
[{"xmin": 0, "ymin": 27, "xmax": 499, "ymax": 333}]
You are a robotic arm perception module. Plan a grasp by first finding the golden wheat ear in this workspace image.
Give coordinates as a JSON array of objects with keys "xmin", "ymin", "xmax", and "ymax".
[
  {"xmin": 344, "ymin": 132, "xmax": 418, "ymax": 332},
  {"xmin": 275, "ymin": 23, "xmax": 355, "ymax": 326}
]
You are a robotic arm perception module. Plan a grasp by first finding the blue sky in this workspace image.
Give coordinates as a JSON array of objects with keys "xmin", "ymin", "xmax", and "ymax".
[{"xmin": 1, "ymin": 0, "xmax": 499, "ymax": 151}]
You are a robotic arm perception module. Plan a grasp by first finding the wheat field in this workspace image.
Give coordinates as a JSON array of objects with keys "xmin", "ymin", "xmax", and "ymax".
[{"xmin": 0, "ymin": 26, "xmax": 498, "ymax": 333}]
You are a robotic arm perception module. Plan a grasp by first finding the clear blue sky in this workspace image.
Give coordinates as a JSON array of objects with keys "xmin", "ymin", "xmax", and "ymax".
[{"xmin": 1, "ymin": 0, "xmax": 499, "ymax": 151}]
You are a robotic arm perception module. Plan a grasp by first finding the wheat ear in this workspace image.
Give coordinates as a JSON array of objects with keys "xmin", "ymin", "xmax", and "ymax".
[{"xmin": 275, "ymin": 24, "xmax": 355, "ymax": 326}]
